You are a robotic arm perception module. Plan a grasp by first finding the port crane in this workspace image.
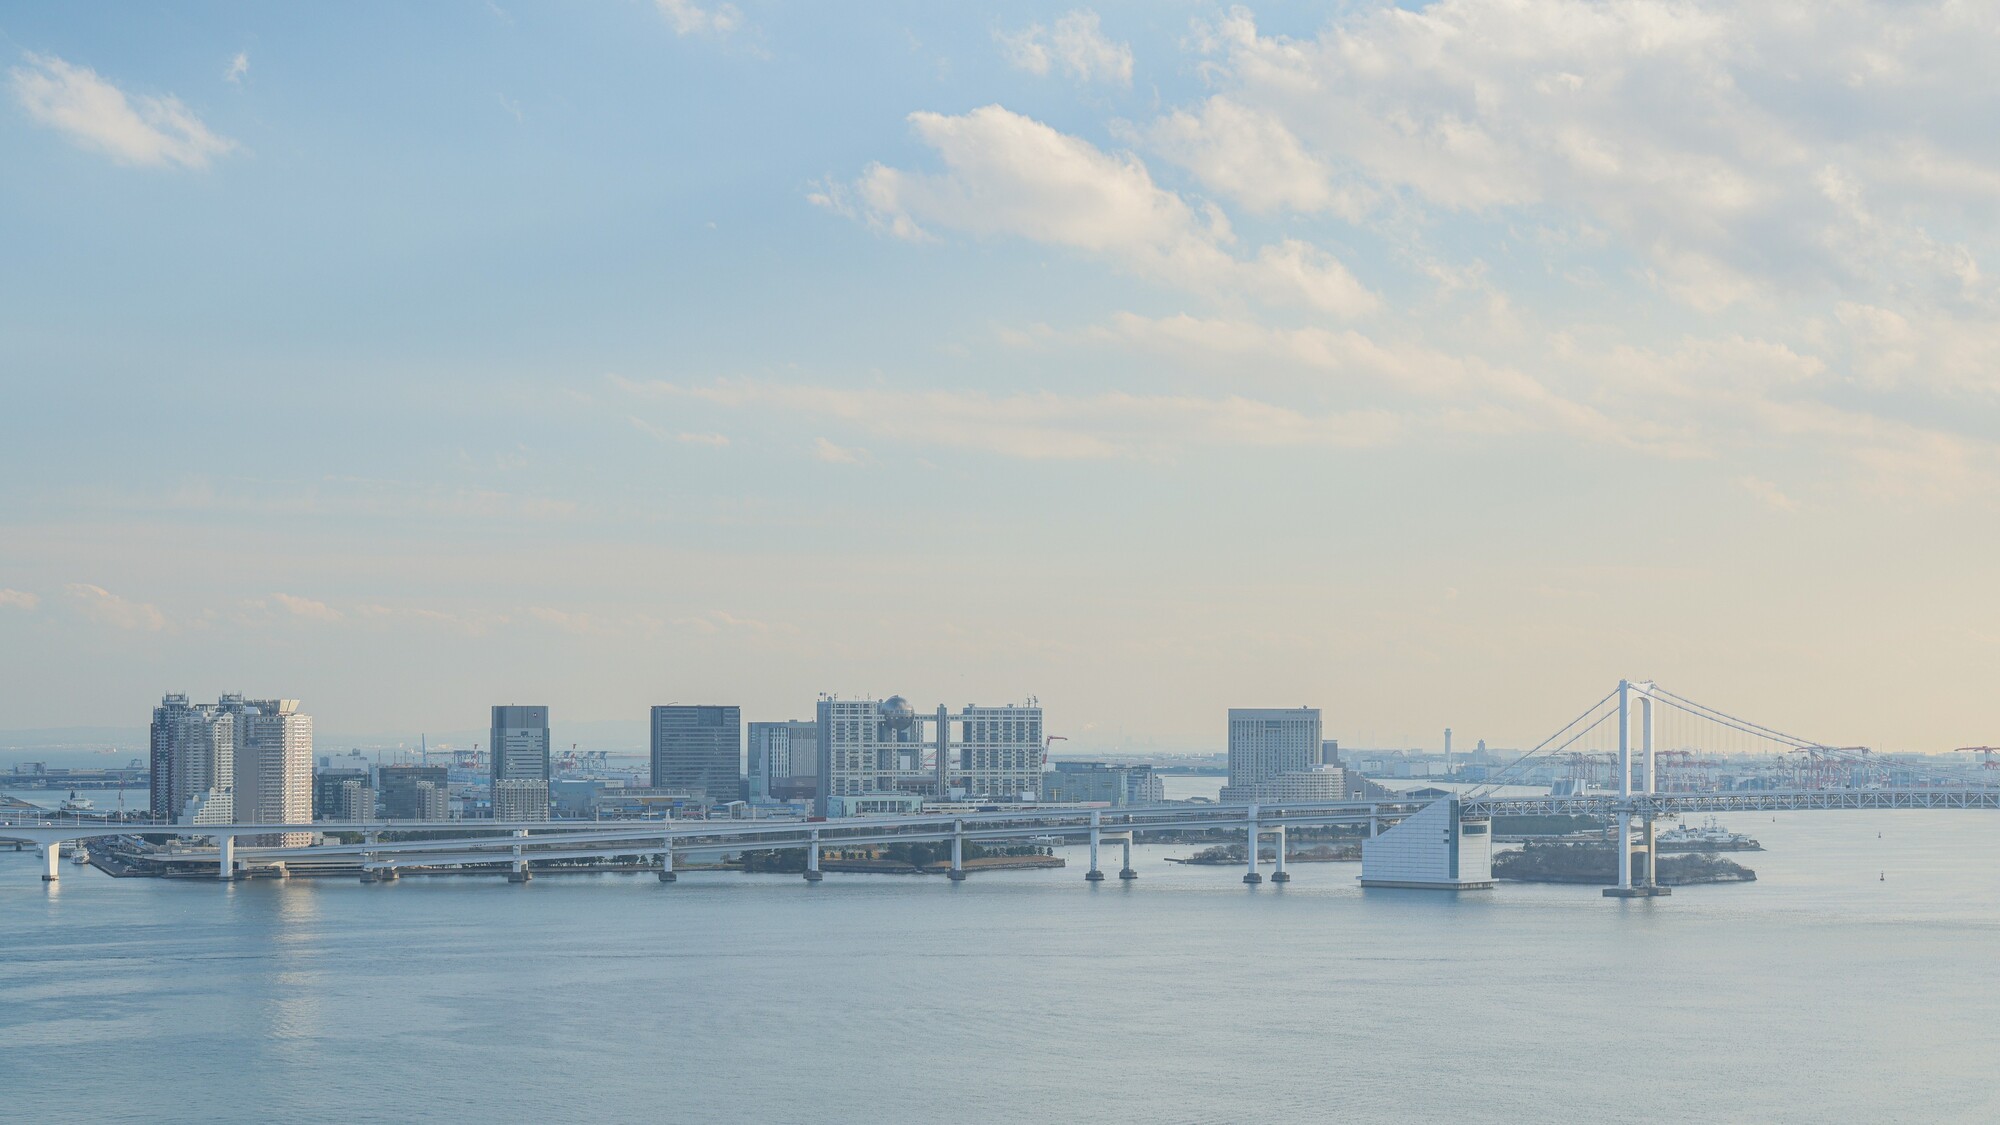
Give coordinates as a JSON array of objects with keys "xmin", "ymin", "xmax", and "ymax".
[{"xmin": 1955, "ymin": 746, "xmax": 2000, "ymax": 770}]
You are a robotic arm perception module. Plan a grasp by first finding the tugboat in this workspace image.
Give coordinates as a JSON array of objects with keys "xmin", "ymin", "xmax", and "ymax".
[{"xmin": 1656, "ymin": 816, "xmax": 1762, "ymax": 852}]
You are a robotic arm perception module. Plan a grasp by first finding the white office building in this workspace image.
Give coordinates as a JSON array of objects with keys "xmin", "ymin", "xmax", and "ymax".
[
  {"xmin": 955, "ymin": 704, "xmax": 1043, "ymax": 800},
  {"xmin": 813, "ymin": 696, "xmax": 1047, "ymax": 814}
]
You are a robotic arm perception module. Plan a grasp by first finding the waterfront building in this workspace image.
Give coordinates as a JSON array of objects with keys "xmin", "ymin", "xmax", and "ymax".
[
  {"xmin": 224, "ymin": 696, "xmax": 314, "ymax": 847},
  {"xmin": 313, "ymin": 768, "xmax": 373, "ymax": 821},
  {"xmin": 814, "ymin": 696, "xmax": 1048, "ymax": 815},
  {"xmin": 748, "ymin": 720, "xmax": 817, "ymax": 802},
  {"xmin": 1042, "ymin": 761, "xmax": 1166, "ymax": 806},
  {"xmin": 378, "ymin": 765, "xmax": 449, "ymax": 820},
  {"xmin": 650, "ymin": 705, "xmax": 742, "ymax": 805},
  {"xmin": 1359, "ymin": 798, "xmax": 1494, "ymax": 889},
  {"xmin": 491, "ymin": 705, "xmax": 551, "ymax": 820},
  {"xmin": 825, "ymin": 793, "xmax": 926, "ymax": 817},
  {"xmin": 150, "ymin": 694, "xmax": 311, "ymax": 844},
  {"xmin": 1220, "ymin": 707, "xmax": 1329, "ymax": 803},
  {"xmin": 150, "ymin": 694, "xmax": 235, "ymax": 825},
  {"xmin": 955, "ymin": 703, "xmax": 1044, "ymax": 801}
]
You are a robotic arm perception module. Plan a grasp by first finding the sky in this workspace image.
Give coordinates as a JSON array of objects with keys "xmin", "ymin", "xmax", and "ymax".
[{"xmin": 3, "ymin": 1, "xmax": 1998, "ymax": 754}]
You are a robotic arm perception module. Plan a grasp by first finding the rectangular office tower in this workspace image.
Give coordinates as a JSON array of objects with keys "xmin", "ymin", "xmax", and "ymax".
[
  {"xmin": 1220, "ymin": 707, "xmax": 1334, "ymax": 803},
  {"xmin": 748, "ymin": 720, "xmax": 817, "ymax": 801},
  {"xmin": 379, "ymin": 765, "xmax": 449, "ymax": 820},
  {"xmin": 491, "ymin": 705, "xmax": 551, "ymax": 820},
  {"xmin": 651, "ymin": 705, "xmax": 743, "ymax": 804}
]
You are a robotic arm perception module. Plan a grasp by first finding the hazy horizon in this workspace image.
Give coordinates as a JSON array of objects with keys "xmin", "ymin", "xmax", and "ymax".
[{"xmin": 6, "ymin": 2, "xmax": 1998, "ymax": 753}]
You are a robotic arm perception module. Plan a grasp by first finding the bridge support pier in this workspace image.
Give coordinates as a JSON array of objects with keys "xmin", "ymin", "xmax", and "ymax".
[
  {"xmin": 1244, "ymin": 806, "xmax": 1262, "ymax": 884},
  {"xmin": 1086, "ymin": 811, "xmax": 1104, "ymax": 881},
  {"xmin": 1271, "ymin": 826, "xmax": 1290, "ymax": 883},
  {"xmin": 948, "ymin": 821, "xmax": 966, "ymax": 881},
  {"xmin": 659, "ymin": 837, "xmax": 676, "ymax": 883},
  {"xmin": 804, "ymin": 831, "xmax": 823, "ymax": 882},
  {"xmin": 1118, "ymin": 835, "xmax": 1136, "ymax": 880},
  {"xmin": 42, "ymin": 840, "xmax": 60, "ymax": 882},
  {"xmin": 507, "ymin": 828, "xmax": 530, "ymax": 884},
  {"xmin": 218, "ymin": 835, "xmax": 236, "ymax": 881}
]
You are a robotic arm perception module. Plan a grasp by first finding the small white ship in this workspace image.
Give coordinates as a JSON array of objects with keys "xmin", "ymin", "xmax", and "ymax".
[
  {"xmin": 57, "ymin": 791, "xmax": 95, "ymax": 814},
  {"xmin": 1657, "ymin": 816, "xmax": 1762, "ymax": 851}
]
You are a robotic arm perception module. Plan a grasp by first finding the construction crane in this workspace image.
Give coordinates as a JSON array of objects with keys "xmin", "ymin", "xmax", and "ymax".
[{"xmin": 1042, "ymin": 735, "xmax": 1068, "ymax": 769}]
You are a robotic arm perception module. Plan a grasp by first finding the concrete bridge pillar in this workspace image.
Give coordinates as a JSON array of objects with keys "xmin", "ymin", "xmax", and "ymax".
[
  {"xmin": 507, "ymin": 828, "xmax": 531, "ymax": 884},
  {"xmin": 218, "ymin": 834, "xmax": 236, "ymax": 881},
  {"xmin": 1118, "ymin": 834, "xmax": 1136, "ymax": 880},
  {"xmin": 1085, "ymin": 810, "xmax": 1104, "ymax": 881},
  {"xmin": 1271, "ymin": 826, "xmax": 1290, "ymax": 883},
  {"xmin": 42, "ymin": 839, "xmax": 61, "ymax": 882},
  {"xmin": 804, "ymin": 830, "xmax": 823, "ymax": 882},
  {"xmin": 1244, "ymin": 805, "xmax": 1262, "ymax": 884},
  {"xmin": 659, "ymin": 836, "xmax": 676, "ymax": 883},
  {"xmin": 948, "ymin": 820, "xmax": 966, "ymax": 881}
]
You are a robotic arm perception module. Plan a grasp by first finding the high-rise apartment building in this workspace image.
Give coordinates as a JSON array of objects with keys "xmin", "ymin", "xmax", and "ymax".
[
  {"xmin": 224, "ymin": 695, "xmax": 314, "ymax": 846},
  {"xmin": 1220, "ymin": 707, "xmax": 1325, "ymax": 803},
  {"xmin": 151, "ymin": 694, "xmax": 235, "ymax": 825},
  {"xmin": 748, "ymin": 720, "xmax": 817, "ymax": 801},
  {"xmin": 379, "ymin": 765, "xmax": 450, "ymax": 820},
  {"xmin": 651, "ymin": 705, "xmax": 742, "ymax": 804},
  {"xmin": 491, "ymin": 705, "xmax": 551, "ymax": 820}
]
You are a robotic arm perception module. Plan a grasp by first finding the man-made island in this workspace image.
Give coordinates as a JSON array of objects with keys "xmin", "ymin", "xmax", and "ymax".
[{"xmin": 1494, "ymin": 842, "xmax": 1756, "ymax": 885}]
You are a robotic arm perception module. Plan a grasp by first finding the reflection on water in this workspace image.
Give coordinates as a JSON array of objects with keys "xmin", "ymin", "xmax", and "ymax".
[{"xmin": 3, "ymin": 811, "xmax": 1998, "ymax": 1124}]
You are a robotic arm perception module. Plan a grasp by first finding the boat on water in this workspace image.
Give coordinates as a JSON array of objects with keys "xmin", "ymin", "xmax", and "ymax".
[
  {"xmin": 57, "ymin": 791, "xmax": 95, "ymax": 814},
  {"xmin": 1657, "ymin": 816, "xmax": 1762, "ymax": 852}
]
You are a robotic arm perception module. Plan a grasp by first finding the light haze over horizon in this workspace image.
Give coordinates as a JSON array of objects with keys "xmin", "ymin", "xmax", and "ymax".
[{"xmin": 4, "ymin": 2, "xmax": 1998, "ymax": 753}]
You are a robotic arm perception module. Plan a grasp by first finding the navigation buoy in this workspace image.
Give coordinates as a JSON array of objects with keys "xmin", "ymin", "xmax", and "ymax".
[{"xmin": 1879, "ymin": 871, "xmax": 1885, "ymax": 881}]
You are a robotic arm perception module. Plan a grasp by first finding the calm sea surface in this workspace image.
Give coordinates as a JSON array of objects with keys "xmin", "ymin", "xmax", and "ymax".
[{"xmin": 3, "ymin": 807, "xmax": 1997, "ymax": 1124}]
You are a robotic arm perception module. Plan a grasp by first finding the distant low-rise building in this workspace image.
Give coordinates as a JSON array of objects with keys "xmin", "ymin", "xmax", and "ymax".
[
  {"xmin": 1042, "ymin": 761, "xmax": 1166, "ymax": 806},
  {"xmin": 1221, "ymin": 764, "xmax": 1347, "ymax": 804}
]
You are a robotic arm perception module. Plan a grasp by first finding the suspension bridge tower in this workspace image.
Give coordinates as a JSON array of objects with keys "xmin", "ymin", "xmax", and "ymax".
[{"xmin": 1605, "ymin": 678, "xmax": 1669, "ymax": 898}]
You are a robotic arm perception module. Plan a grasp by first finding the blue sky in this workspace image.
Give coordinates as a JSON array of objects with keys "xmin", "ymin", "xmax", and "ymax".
[{"xmin": 4, "ymin": 1, "xmax": 1998, "ymax": 752}]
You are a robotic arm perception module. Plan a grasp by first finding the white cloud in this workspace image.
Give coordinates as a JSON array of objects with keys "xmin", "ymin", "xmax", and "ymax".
[
  {"xmin": 224, "ymin": 52, "xmax": 248, "ymax": 84},
  {"xmin": 9, "ymin": 52, "xmax": 236, "ymax": 169},
  {"xmin": 818, "ymin": 105, "xmax": 1377, "ymax": 317},
  {"xmin": 656, "ymin": 0, "xmax": 741, "ymax": 37},
  {"xmin": 813, "ymin": 437, "xmax": 868, "ymax": 464},
  {"xmin": 529, "ymin": 606, "xmax": 601, "ymax": 634},
  {"xmin": 272, "ymin": 593, "xmax": 340, "ymax": 622},
  {"xmin": 0, "ymin": 589, "xmax": 40, "ymax": 611},
  {"xmin": 1143, "ymin": 97, "xmax": 1355, "ymax": 217},
  {"xmin": 619, "ymin": 376, "xmax": 1400, "ymax": 461},
  {"xmin": 1739, "ymin": 476, "xmax": 1799, "ymax": 512},
  {"xmin": 998, "ymin": 10, "xmax": 1133, "ymax": 86},
  {"xmin": 1174, "ymin": 2, "xmax": 1998, "ymax": 309},
  {"xmin": 64, "ymin": 583, "xmax": 166, "ymax": 631}
]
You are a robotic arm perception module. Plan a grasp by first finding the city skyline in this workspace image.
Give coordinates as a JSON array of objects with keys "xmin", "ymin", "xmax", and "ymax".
[{"xmin": 6, "ymin": 2, "xmax": 2000, "ymax": 753}]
